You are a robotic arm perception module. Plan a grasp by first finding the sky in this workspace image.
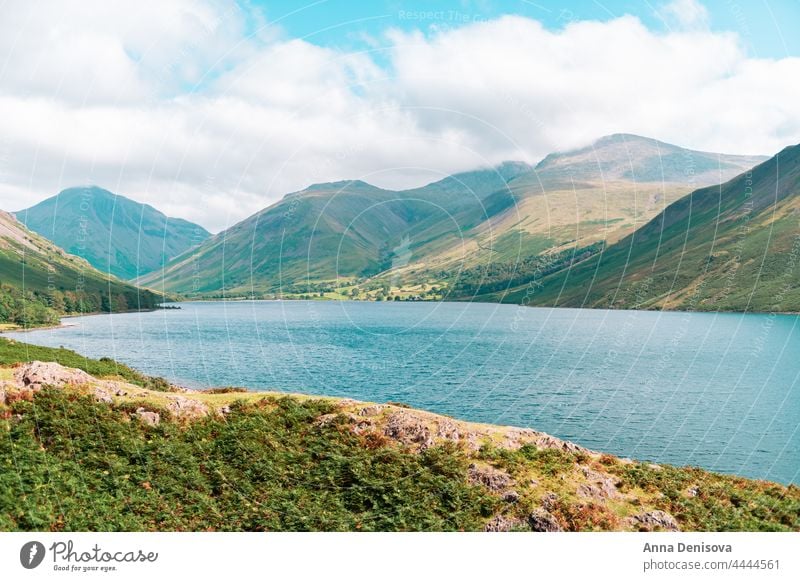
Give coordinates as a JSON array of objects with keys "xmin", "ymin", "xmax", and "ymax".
[{"xmin": 1, "ymin": 0, "xmax": 799, "ymax": 233}]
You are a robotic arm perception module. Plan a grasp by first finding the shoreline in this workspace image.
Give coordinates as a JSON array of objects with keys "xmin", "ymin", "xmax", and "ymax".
[{"xmin": 156, "ymin": 295, "xmax": 800, "ymax": 316}]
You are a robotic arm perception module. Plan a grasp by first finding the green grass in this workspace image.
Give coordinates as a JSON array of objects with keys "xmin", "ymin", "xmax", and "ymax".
[
  {"xmin": 0, "ymin": 338, "xmax": 171, "ymax": 391},
  {"xmin": 0, "ymin": 389, "xmax": 497, "ymax": 531}
]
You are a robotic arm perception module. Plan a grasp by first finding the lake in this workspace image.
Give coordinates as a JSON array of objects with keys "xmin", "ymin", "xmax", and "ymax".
[{"xmin": 9, "ymin": 300, "xmax": 800, "ymax": 484}]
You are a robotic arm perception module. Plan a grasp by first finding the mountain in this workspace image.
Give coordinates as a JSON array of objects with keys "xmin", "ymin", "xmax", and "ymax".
[
  {"xmin": 138, "ymin": 163, "xmax": 533, "ymax": 296},
  {"xmin": 141, "ymin": 135, "xmax": 767, "ymax": 298},
  {"xmin": 2, "ymin": 337, "xmax": 798, "ymax": 531},
  {"xmin": 493, "ymin": 142, "xmax": 800, "ymax": 312},
  {"xmin": 0, "ymin": 210, "xmax": 162, "ymax": 327},
  {"xmin": 18, "ymin": 186, "xmax": 210, "ymax": 280}
]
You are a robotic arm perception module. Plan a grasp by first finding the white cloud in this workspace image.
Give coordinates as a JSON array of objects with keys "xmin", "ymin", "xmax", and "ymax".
[
  {"xmin": 0, "ymin": 1, "xmax": 798, "ymax": 232},
  {"xmin": 659, "ymin": 0, "xmax": 710, "ymax": 30}
]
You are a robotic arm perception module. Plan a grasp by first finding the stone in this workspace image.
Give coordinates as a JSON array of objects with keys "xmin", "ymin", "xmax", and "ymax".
[
  {"xmin": 577, "ymin": 467, "xmax": 620, "ymax": 500},
  {"xmin": 166, "ymin": 395, "xmax": 209, "ymax": 419},
  {"xmin": 134, "ymin": 408, "xmax": 160, "ymax": 427},
  {"xmin": 383, "ymin": 411, "xmax": 433, "ymax": 450},
  {"xmin": 14, "ymin": 361, "xmax": 93, "ymax": 389},
  {"xmin": 528, "ymin": 508, "xmax": 563, "ymax": 532},
  {"xmin": 436, "ymin": 419, "xmax": 460, "ymax": 442},
  {"xmin": 358, "ymin": 404, "xmax": 386, "ymax": 417},
  {"xmin": 484, "ymin": 515, "xmax": 523, "ymax": 532},
  {"xmin": 627, "ymin": 510, "xmax": 680, "ymax": 531},
  {"xmin": 541, "ymin": 492, "xmax": 559, "ymax": 512},
  {"xmin": 467, "ymin": 463, "xmax": 511, "ymax": 492},
  {"xmin": 502, "ymin": 490, "xmax": 520, "ymax": 503}
]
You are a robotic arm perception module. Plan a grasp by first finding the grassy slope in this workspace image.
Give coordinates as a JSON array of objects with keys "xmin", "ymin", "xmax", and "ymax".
[
  {"xmin": 1, "ymin": 337, "xmax": 797, "ymax": 532},
  {"xmin": 140, "ymin": 136, "xmax": 765, "ymax": 299},
  {"xmin": 18, "ymin": 186, "xmax": 210, "ymax": 280},
  {"xmin": 494, "ymin": 143, "xmax": 800, "ymax": 312},
  {"xmin": 0, "ymin": 211, "xmax": 163, "ymax": 326}
]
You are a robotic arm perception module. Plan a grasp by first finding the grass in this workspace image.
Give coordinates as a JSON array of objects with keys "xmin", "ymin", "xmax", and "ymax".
[{"xmin": 0, "ymin": 338, "xmax": 172, "ymax": 392}]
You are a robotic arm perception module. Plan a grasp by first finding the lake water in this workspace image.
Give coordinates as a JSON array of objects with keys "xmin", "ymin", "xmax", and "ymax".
[{"xmin": 9, "ymin": 300, "xmax": 800, "ymax": 484}]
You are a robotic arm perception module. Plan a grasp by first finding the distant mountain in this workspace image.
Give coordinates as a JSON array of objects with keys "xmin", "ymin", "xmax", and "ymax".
[
  {"xmin": 494, "ymin": 142, "xmax": 800, "ymax": 312},
  {"xmin": 18, "ymin": 186, "xmax": 210, "ymax": 280},
  {"xmin": 140, "ymin": 135, "xmax": 768, "ymax": 298},
  {"xmin": 138, "ymin": 163, "xmax": 533, "ymax": 295},
  {"xmin": 531, "ymin": 133, "xmax": 765, "ymax": 185},
  {"xmin": 0, "ymin": 210, "xmax": 162, "ymax": 326}
]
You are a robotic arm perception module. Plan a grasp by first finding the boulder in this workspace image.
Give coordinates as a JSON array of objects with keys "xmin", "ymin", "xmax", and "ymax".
[
  {"xmin": 577, "ymin": 467, "xmax": 621, "ymax": 501},
  {"xmin": 468, "ymin": 463, "xmax": 511, "ymax": 492},
  {"xmin": 484, "ymin": 515, "xmax": 524, "ymax": 532},
  {"xmin": 134, "ymin": 408, "xmax": 160, "ymax": 427},
  {"xmin": 528, "ymin": 508, "xmax": 563, "ymax": 532},
  {"xmin": 358, "ymin": 404, "xmax": 386, "ymax": 417},
  {"xmin": 626, "ymin": 510, "xmax": 680, "ymax": 531},
  {"xmin": 166, "ymin": 395, "xmax": 209, "ymax": 420},
  {"xmin": 383, "ymin": 411, "xmax": 433, "ymax": 450},
  {"xmin": 14, "ymin": 361, "xmax": 93, "ymax": 389}
]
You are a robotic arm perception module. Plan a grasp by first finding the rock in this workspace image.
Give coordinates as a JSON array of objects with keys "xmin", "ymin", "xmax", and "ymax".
[
  {"xmin": 502, "ymin": 490, "xmax": 520, "ymax": 503},
  {"xmin": 134, "ymin": 408, "xmax": 160, "ymax": 427},
  {"xmin": 92, "ymin": 387, "xmax": 114, "ymax": 404},
  {"xmin": 467, "ymin": 463, "xmax": 511, "ymax": 492},
  {"xmin": 383, "ymin": 411, "xmax": 433, "ymax": 450},
  {"xmin": 315, "ymin": 412, "xmax": 373, "ymax": 434},
  {"xmin": 315, "ymin": 413, "xmax": 339, "ymax": 427},
  {"xmin": 358, "ymin": 404, "xmax": 386, "ymax": 417},
  {"xmin": 14, "ymin": 361, "xmax": 93, "ymax": 389},
  {"xmin": 217, "ymin": 405, "xmax": 232, "ymax": 416},
  {"xmin": 647, "ymin": 463, "xmax": 663, "ymax": 471},
  {"xmin": 627, "ymin": 510, "xmax": 680, "ymax": 531},
  {"xmin": 436, "ymin": 419, "xmax": 461, "ymax": 442},
  {"xmin": 484, "ymin": 515, "xmax": 524, "ymax": 532},
  {"xmin": 502, "ymin": 427, "xmax": 591, "ymax": 454},
  {"xmin": 687, "ymin": 486, "xmax": 700, "ymax": 497},
  {"xmin": 541, "ymin": 492, "xmax": 559, "ymax": 512},
  {"xmin": 528, "ymin": 508, "xmax": 563, "ymax": 532},
  {"xmin": 577, "ymin": 467, "xmax": 620, "ymax": 500},
  {"xmin": 166, "ymin": 395, "xmax": 209, "ymax": 420}
]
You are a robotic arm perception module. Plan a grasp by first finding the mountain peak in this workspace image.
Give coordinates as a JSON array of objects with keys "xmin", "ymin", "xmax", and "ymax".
[
  {"xmin": 534, "ymin": 134, "xmax": 767, "ymax": 185},
  {"xmin": 18, "ymin": 186, "xmax": 210, "ymax": 280}
]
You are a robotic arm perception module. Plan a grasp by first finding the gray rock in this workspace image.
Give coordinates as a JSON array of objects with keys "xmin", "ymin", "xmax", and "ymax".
[
  {"xmin": 541, "ymin": 491, "xmax": 559, "ymax": 511},
  {"xmin": 484, "ymin": 515, "xmax": 524, "ymax": 532},
  {"xmin": 383, "ymin": 411, "xmax": 433, "ymax": 450},
  {"xmin": 502, "ymin": 490, "xmax": 520, "ymax": 503},
  {"xmin": 134, "ymin": 408, "xmax": 160, "ymax": 427},
  {"xmin": 577, "ymin": 467, "xmax": 621, "ymax": 501},
  {"xmin": 14, "ymin": 361, "xmax": 93, "ymax": 389},
  {"xmin": 627, "ymin": 510, "xmax": 680, "ymax": 531},
  {"xmin": 358, "ymin": 404, "xmax": 386, "ymax": 417},
  {"xmin": 166, "ymin": 395, "xmax": 209, "ymax": 419},
  {"xmin": 468, "ymin": 463, "xmax": 512, "ymax": 492},
  {"xmin": 528, "ymin": 508, "xmax": 563, "ymax": 532}
]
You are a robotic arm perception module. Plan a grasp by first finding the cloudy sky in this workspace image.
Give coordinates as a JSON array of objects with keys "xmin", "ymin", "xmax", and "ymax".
[{"xmin": 1, "ymin": 0, "xmax": 799, "ymax": 232}]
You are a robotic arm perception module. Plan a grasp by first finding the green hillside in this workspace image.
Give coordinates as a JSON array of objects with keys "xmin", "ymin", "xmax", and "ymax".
[
  {"xmin": 18, "ymin": 186, "xmax": 210, "ymax": 280},
  {"xmin": 138, "ymin": 165, "xmax": 532, "ymax": 296},
  {"xmin": 138, "ymin": 135, "xmax": 766, "ymax": 299},
  {"xmin": 0, "ymin": 210, "xmax": 163, "ymax": 327},
  {"xmin": 493, "ymin": 143, "xmax": 800, "ymax": 312}
]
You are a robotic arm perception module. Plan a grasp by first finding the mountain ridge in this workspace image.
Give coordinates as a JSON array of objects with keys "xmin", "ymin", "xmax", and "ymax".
[{"xmin": 18, "ymin": 186, "xmax": 211, "ymax": 281}]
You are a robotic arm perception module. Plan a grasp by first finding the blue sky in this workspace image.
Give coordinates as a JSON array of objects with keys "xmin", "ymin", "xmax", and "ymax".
[{"xmin": 250, "ymin": 0, "xmax": 800, "ymax": 58}]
